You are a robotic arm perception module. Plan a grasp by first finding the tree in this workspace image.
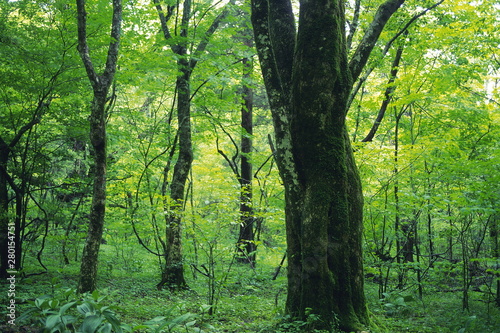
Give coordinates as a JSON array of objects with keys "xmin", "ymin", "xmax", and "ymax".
[
  {"xmin": 236, "ymin": 28, "xmax": 256, "ymax": 266},
  {"xmin": 76, "ymin": 0, "xmax": 122, "ymax": 293},
  {"xmin": 251, "ymin": 0, "xmax": 409, "ymax": 330},
  {"xmin": 154, "ymin": 0, "xmax": 234, "ymax": 290},
  {"xmin": 0, "ymin": 0, "xmax": 82, "ymax": 278}
]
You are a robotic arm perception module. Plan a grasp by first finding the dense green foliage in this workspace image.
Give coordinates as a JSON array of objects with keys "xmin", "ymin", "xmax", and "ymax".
[{"xmin": 1, "ymin": 0, "xmax": 499, "ymax": 332}]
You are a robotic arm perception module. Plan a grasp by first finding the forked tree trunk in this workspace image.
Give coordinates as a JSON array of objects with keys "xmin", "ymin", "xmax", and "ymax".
[
  {"xmin": 76, "ymin": 0, "xmax": 122, "ymax": 293},
  {"xmin": 251, "ymin": 0, "xmax": 405, "ymax": 330}
]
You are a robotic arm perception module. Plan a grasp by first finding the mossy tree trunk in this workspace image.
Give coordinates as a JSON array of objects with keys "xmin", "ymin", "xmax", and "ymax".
[
  {"xmin": 251, "ymin": 0, "xmax": 405, "ymax": 330},
  {"xmin": 76, "ymin": 0, "xmax": 122, "ymax": 294}
]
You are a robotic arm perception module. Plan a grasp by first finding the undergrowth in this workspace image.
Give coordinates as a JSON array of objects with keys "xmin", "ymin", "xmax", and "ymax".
[{"xmin": 2, "ymin": 244, "xmax": 499, "ymax": 333}]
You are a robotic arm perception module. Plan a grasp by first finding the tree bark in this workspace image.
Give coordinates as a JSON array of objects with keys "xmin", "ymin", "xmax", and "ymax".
[
  {"xmin": 76, "ymin": 0, "xmax": 122, "ymax": 293},
  {"xmin": 236, "ymin": 31, "xmax": 256, "ymax": 266},
  {"xmin": 251, "ymin": 0, "xmax": 404, "ymax": 330}
]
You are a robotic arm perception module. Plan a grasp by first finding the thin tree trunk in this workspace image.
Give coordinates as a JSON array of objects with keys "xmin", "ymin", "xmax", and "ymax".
[
  {"xmin": 394, "ymin": 111, "xmax": 404, "ymax": 288},
  {"xmin": 76, "ymin": 0, "xmax": 122, "ymax": 293},
  {"xmin": 236, "ymin": 33, "xmax": 256, "ymax": 266},
  {"xmin": 0, "ymin": 110, "xmax": 44, "ymax": 278},
  {"xmin": 362, "ymin": 44, "xmax": 403, "ymax": 142},
  {"xmin": 447, "ymin": 196, "xmax": 454, "ymax": 262},
  {"xmin": 78, "ymin": 92, "xmax": 109, "ymax": 293},
  {"xmin": 157, "ymin": 63, "xmax": 192, "ymax": 290},
  {"xmin": 0, "ymin": 147, "xmax": 11, "ymax": 279}
]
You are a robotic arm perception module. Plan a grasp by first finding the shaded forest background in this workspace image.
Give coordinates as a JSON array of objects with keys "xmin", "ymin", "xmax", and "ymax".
[{"xmin": 1, "ymin": 0, "xmax": 500, "ymax": 332}]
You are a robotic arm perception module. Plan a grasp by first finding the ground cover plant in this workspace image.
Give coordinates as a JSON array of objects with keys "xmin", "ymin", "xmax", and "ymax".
[{"xmin": 3, "ymin": 247, "xmax": 500, "ymax": 332}]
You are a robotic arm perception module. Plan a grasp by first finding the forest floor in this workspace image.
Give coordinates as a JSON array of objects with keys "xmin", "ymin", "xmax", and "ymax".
[{"xmin": 2, "ymin": 246, "xmax": 500, "ymax": 333}]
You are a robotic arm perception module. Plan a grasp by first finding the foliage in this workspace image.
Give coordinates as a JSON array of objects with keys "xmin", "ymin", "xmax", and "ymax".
[
  {"xmin": 1, "ymin": 0, "xmax": 499, "ymax": 331},
  {"xmin": 18, "ymin": 288, "xmax": 208, "ymax": 333},
  {"xmin": 19, "ymin": 289, "xmax": 125, "ymax": 333}
]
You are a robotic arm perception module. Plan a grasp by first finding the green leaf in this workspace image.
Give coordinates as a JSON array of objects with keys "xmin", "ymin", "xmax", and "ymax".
[
  {"xmin": 168, "ymin": 313, "xmax": 196, "ymax": 329},
  {"xmin": 61, "ymin": 314, "xmax": 77, "ymax": 324},
  {"xmin": 36, "ymin": 297, "xmax": 50, "ymax": 310},
  {"xmin": 403, "ymin": 295, "xmax": 415, "ymax": 303},
  {"xmin": 91, "ymin": 290, "xmax": 100, "ymax": 302},
  {"xmin": 77, "ymin": 302, "xmax": 96, "ymax": 316},
  {"xmin": 45, "ymin": 314, "xmax": 61, "ymax": 330},
  {"xmin": 144, "ymin": 316, "xmax": 167, "ymax": 325},
  {"xmin": 49, "ymin": 300, "xmax": 60, "ymax": 309},
  {"xmin": 59, "ymin": 301, "xmax": 77, "ymax": 316},
  {"xmin": 102, "ymin": 311, "xmax": 122, "ymax": 333},
  {"xmin": 98, "ymin": 323, "xmax": 112, "ymax": 333},
  {"xmin": 81, "ymin": 315, "xmax": 103, "ymax": 333}
]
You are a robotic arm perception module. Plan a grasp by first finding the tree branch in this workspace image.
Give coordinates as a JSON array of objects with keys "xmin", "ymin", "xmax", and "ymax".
[
  {"xmin": 103, "ymin": 0, "xmax": 123, "ymax": 83},
  {"xmin": 251, "ymin": 0, "xmax": 295, "ymax": 101},
  {"xmin": 153, "ymin": 0, "xmax": 177, "ymax": 41},
  {"xmin": 190, "ymin": 0, "xmax": 235, "ymax": 70},
  {"xmin": 348, "ymin": 0, "xmax": 444, "ymax": 109},
  {"xmin": 362, "ymin": 43, "xmax": 404, "ymax": 142},
  {"xmin": 76, "ymin": 0, "xmax": 99, "ymax": 87},
  {"xmin": 347, "ymin": 0, "xmax": 361, "ymax": 51},
  {"xmin": 349, "ymin": 0, "xmax": 405, "ymax": 83},
  {"xmin": 76, "ymin": 0, "xmax": 122, "ymax": 90},
  {"xmin": 9, "ymin": 98, "xmax": 51, "ymax": 149}
]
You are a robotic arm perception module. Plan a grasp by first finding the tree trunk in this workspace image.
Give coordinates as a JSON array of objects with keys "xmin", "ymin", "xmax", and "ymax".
[
  {"xmin": 236, "ymin": 34, "xmax": 256, "ymax": 266},
  {"xmin": 287, "ymin": 2, "xmax": 366, "ymax": 329},
  {"xmin": 154, "ymin": 0, "xmax": 233, "ymax": 289},
  {"xmin": 78, "ymin": 92, "xmax": 108, "ymax": 293},
  {"xmin": 76, "ymin": 0, "xmax": 122, "ymax": 293},
  {"xmin": 251, "ymin": 0, "xmax": 405, "ymax": 330},
  {"xmin": 157, "ymin": 62, "xmax": 192, "ymax": 290},
  {"xmin": 0, "ymin": 111, "xmax": 44, "ymax": 278},
  {"xmin": 490, "ymin": 214, "xmax": 500, "ymax": 306}
]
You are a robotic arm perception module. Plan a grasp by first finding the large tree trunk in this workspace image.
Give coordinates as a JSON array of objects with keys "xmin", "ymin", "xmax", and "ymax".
[
  {"xmin": 76, "ymin": 0, "xmax": 122, "ymax": 293},
  {"xmin": 251, "ymin": 0, "xmax": 405, "ymax": 330},
  {"xmin": 287, "ymin": 2, "xmax": 366, "ymax": 329}
]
